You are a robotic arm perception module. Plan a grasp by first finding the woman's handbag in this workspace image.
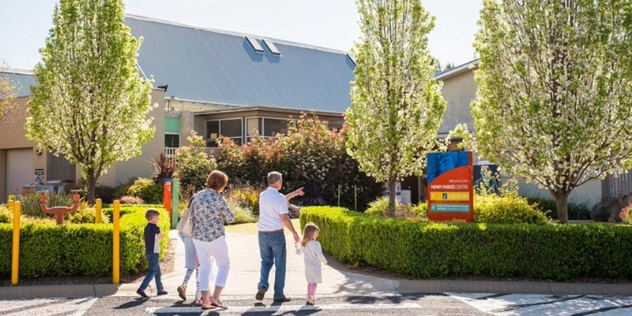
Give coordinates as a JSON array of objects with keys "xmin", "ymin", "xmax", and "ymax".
[{"xmin": 177, "ymin": 197, "xmax": 195, "ymax": 237}]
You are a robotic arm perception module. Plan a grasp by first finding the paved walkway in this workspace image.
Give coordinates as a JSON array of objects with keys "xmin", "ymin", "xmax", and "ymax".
[{"xmin": 2, "ymin": 229, "xmax": 632, "ymax": 300}]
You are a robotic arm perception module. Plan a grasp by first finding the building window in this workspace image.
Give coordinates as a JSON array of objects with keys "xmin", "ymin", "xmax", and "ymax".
[
  {"xmin": 263, "ymin": 118, "xmax": 287, "ymax": 137},
  {"xmin": 206, "ymin": 118, "xmax": 243, "ymax": 147},
  {"xmin": 246, "ymin": 117, "xmax": 290, "ymax": 142},
  {"xmin": 165, "ymin": 134, "xmax": 179, "ymax": 148}
]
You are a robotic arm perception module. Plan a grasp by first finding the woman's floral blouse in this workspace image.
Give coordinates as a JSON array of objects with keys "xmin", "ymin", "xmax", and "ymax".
[{"xmin": 191, "ymin": 188, "xmax": 235, "ymax": 242}]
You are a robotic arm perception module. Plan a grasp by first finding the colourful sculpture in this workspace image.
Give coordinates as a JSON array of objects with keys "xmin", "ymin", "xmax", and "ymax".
[{"xmin": 39, "ymin": 190, "xmax": 81, "ymax": 225}]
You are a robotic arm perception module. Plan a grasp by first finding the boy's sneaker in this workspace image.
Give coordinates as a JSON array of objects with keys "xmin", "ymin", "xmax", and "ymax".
[
  {"xmin": 136, "ymin": 289, "xmax": 148, "ymax": 298},
  {"xmin": 157, "ymin": 290, "xmax": 168, "ymax": 296},
  {"xmin": 177, "ymin": 285, "xmax": 187, "ymax": 301}
]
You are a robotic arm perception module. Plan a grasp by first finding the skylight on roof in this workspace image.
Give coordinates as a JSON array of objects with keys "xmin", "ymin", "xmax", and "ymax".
[
  {"xmin": 262, "ymin": 39, "xmax": 281, "ymax": 56},
  {"xmin": 246, "ymin": 37, "xmax": 264, "ymax": 54}
]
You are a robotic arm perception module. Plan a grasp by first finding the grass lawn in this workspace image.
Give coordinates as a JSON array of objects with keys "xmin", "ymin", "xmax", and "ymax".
[{"xmin": 225, "ymin": 218, "xmax": 300, "ymax": 234}]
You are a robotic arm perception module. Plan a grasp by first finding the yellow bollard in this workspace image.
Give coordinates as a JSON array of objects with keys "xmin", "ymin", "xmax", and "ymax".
[
  {"xmin": 112, "ymin": 200, "xmax": 120, "ymax": 284},
  {"xmin": 95, "ymin": 198, "xmax": 102, "ymax": 224},
  {"xmin": 11, "ymin": 201, "xmax": 20, "ymax": 285}
]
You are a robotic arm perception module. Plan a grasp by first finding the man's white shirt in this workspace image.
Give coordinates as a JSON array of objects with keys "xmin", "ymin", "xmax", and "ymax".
[{"xmin": 258, "ymin": 186, "xmax": 288, "ymax": 231}]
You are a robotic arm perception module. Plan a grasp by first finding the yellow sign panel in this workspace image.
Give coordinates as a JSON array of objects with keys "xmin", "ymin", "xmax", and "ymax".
[{"xmin": 430, "ymin": 191, "xmax": 470, "ymax": 202}]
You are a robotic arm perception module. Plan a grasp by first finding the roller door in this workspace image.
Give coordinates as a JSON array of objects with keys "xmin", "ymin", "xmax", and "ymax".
[{"xmin": 6, "ymin": 148, "xmax": 33, "ymax": 196}]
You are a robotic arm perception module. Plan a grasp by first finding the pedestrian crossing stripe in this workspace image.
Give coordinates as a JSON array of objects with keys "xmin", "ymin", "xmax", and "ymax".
[{"xmin": 147, "ymin": 302, "xmax": 424, "ymax": 314}]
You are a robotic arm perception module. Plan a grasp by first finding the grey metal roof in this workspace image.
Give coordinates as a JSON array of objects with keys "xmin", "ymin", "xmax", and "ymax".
[
  {"xmin": 0, "ymin": 69, "xmax": 36, "ymax": 98},
  {"xmin": 126, "ymin": 15, "xmax": 356, "ymax": 113},
  {"xmin": 434, "ymin": 59, "xmax": 479, "ymax": 81}
]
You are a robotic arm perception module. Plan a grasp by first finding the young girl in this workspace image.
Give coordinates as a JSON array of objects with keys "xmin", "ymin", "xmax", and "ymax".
[
  {"xmin": 176, "ymin": 232, "xmax": 203, "ymax": 305},
  {"xmin": 300, "ymin": 222, "xmax": 327, "ymax": 305}
]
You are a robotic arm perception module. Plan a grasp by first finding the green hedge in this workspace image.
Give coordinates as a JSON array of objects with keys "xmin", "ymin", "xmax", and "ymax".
[
  {"xmin": 300, "ymin": 207, "xmax": 632, "ymax": 281},
  {"xmin": 0, "ymin": 207, "xmax": 169, "ymax": 279}
]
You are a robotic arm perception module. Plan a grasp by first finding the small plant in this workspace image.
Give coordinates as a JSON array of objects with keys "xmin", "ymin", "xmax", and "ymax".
[
  {"xmin": 19, "ymin": 192, "xmax": 74, "ymax": 218},
  {"xmin": 619, "ymin": 202, "xmax": 632, "ymax": 224},
  {"xmin": 591, "ymin": 194, "xmax": 632, "ymax": 222},
  {"xmin": 119, "ymin": 196, "xmax": 144, "ymax": 204},
  {"xmin": 475, "ymin": 194, "xmax": 548, "ymax": 225},
  {"xmin": 175, "ymin": 131, "xmax": 217, "ymax": 193},
  {"xmin": 365, "ymin": 196, "xmax": 421, "ymax": 219},
  {"xmin": 0, "ymin": 204, "xmax": 12, "ymax": 223},
  {"xmin": 226, "ymin": 185, "xmax": 261, "ymax": 216},
  {"xmin": 227, "ymin": 200, "xmax": 257, "ymax": 224},
  {"xmin": 151, "ymin": 152, "xmax": 177, "ymax": 184},
  {"xmin": 127, "ymin": 178, "xmax": 163, "ymax": 204},
  {"xmin": 64, "ymin": 202, "xmax": 109, "ymax": 224},
  {"xmin": 527, "ymin": 196, "xmax": 590, "ymax": 220}
]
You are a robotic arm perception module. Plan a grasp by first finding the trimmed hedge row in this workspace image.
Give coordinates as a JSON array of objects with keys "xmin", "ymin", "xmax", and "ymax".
[
  {"xmin": 0, "ymin": 207, "xmax": 169, "ymax": 279},
  {"xmin": 300, "ymin": 207, "xmax": 632, "ymax": 281}
]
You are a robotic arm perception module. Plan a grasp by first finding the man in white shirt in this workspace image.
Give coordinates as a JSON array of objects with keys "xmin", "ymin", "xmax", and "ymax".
[{"xmin": 256, "ymin": 171, "xmax": 303, "ymax": 303}]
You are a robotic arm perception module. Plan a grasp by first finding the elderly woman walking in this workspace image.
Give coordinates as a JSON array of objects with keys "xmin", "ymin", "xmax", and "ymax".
[{"xmin": 191, "ymin": 170, "xmax": 236, "ymax": 310}]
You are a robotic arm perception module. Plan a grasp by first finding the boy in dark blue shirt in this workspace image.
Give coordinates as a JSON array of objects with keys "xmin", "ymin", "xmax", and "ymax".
[{"xmin": 137, "ymin": 209, "xmax": 168, "ymax": 298}]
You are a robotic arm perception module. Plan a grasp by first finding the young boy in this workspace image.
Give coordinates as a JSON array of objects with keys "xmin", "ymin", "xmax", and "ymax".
[{"xmin": 137, "ymin": 209, "xmax": 168, "ymax": 298}]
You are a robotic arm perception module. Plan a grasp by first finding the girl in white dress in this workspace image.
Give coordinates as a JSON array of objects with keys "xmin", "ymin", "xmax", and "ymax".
[{"xmin": 300, "ymin": 222, "xmax": 327, "ymax": 305}]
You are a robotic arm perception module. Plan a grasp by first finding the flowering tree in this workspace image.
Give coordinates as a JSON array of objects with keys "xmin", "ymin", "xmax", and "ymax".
[
  {"xmin": 346, "ymin": 0, "xmax": 446, "ymax": 217},
  {"xmin": 473, "ymin": 0, "xmax": 632, "ymax": 223},
  {"xmin": 25, "ymin": 0, "xmax": 154, "ymax": 204},
  {"xmin": 0, "ymin": 72, "xmax": 16, "ymax": 123}
]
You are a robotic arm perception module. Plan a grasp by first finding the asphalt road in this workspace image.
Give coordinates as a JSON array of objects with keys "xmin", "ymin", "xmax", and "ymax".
[
  {"xmin": 7, "ymin": 292, "xmax": 632, "ymax": 315},
  {"xmin": 1, "ymin": 293, "xmax": 486, "ymax": 316}
]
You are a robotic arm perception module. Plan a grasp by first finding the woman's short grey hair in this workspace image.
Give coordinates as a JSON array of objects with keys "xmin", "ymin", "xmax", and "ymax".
[{"xmin": 267, "ymin": 171, "xmax": 283, "ymax": 185}]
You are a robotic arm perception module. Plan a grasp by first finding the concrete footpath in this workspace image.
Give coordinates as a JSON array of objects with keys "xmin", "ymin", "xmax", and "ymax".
[{"xmin": 2, "ymin": 229, "xmax": 632, "ymax": 300}]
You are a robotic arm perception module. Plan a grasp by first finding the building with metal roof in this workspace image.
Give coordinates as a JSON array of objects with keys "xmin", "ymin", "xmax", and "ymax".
[
  {"xmin": 126, "ymin": 14, "xmax": 356, "ymax": 114},
  {"xmin": 0, "ymin": 69, "xmax": 37, "ymax": 98}
]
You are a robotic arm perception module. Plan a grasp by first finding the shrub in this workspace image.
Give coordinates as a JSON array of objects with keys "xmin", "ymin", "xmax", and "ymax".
[
  {"xmin": 19, "ymin": 192, "xmax": 74, "ymax": 218},
  {"xmin": 95, "ymin": 184, "xmax": 117, "ymax": 204},
  {"xmin": 526, "ymin": 196, "xmax": 590, "ymax": 220},
  {"xmin": 119, "ymin": 196, "xmax": 145, "ymax": 205},
  {"xmin": 227, "ymin": 200, "xmax": 257, "ymax": 224},
  {"xmin": 114, "ymin": 178, "xmax": 136, "ymax": 200},
  {"xmin": 0, "ymin": 207, "xmax": 169, "ymax": 278},
  {"xmin": 0, "ymin": 205, "xmax": 12, "ymax": 223},
  {"xmin": 226, "ymin": 185, "xmax": 261, "ymax": 216},
  {"xmin": 619, "ymin": 202, "xmax": 632, "ymax": 225},
  {"xmin": 175, "ymin": 131, "xmax": 217, "ymax": 195},
  {"xmin": 365, "ymin": 197, "xmax": 424, "ymax": 220},
  {"xmin": 411, "ymin": 203, "xmax": 427, "ymax": 217},
  {"xmin": 63, "ymin": 203, "xmax": 109, "ymax": 224},
  {"xmin": 475, "ymin": 194, "xmax": 548, "ymax": 225},
  {"xmin": 151, "ymin": 151, "xmax": 177, "ymax": 184},
  {"xmin": 300, "ymin": 207, "xmax": 632, "ymax": 281},
  {"xmin": 215, "ymin": 113, "xmax": 382, "ymax": 210},
  {"xmin": 127, "ymin": 178, "xmax": 163, "ymax": 204},
  {"xmin": 591, "ymin": 194, "xmax": 632, "ymax": 222}
]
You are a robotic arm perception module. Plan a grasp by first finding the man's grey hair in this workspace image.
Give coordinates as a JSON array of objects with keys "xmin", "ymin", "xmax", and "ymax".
[{"xmin": 267, "ymin": 171, "xmax": 283, "ymax": 186}]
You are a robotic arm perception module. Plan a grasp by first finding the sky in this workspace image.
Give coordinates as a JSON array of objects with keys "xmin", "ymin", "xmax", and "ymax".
[{"xmin": 0, "ymin": 0, "xmax": 482, "ymax": 70}]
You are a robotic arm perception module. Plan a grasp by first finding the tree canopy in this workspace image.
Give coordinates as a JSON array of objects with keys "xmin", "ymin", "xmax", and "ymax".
[
  {"xmin": 346, "ymin": 0, "xmax": 446, "ymax": 217},
  {"xmin": 473, "ymin": 0, "xmax": 632, "ymax": 223},
  {"xmin": 26, "ymin": 0, "xmax": 154, "ymax": 204}
]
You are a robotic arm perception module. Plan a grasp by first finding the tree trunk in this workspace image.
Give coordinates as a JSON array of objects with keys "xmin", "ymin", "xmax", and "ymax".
[
  {"xmin": 387, "ymin": 179, "xmax": 397, "ymax": 218},
  {"xmin": 552, "ymin": 189, "xmax": 571, "ymax": 224},
  {"xmin": 87, "ymin": 172, "xmax": 98, "ymax": 206}
]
